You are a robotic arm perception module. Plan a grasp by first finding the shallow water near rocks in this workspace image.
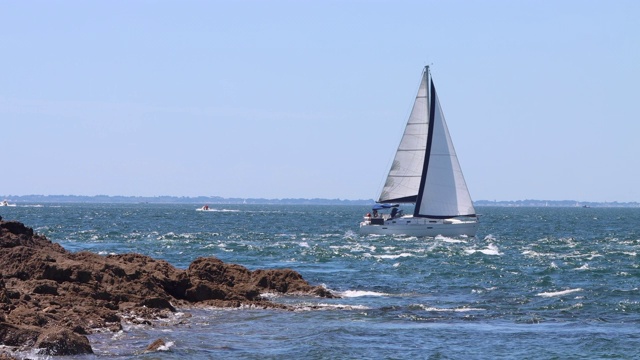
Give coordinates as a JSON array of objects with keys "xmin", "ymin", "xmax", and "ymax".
[{"xmin": 3, "ymin": 204, "xmax": 640, "ymax": 359}]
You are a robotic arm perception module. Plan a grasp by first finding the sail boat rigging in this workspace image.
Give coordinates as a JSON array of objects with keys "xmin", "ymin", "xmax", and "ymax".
[{"xmin": 360, "ymin": 66, "xmax": 478, "ymax": 237}]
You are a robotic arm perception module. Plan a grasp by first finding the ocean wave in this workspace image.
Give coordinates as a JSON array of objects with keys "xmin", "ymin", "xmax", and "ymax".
[
  {"xmin": 153, "ymin": 341, "xmax": 174, "ymax": 352},
  {"xmin": 575, "ymin": 264, "xmax": 590, "ymax": 270},
  {"xmin": 435, "ymin": 234, "xmax": 467, "ymax": 243},
  {"xmin": 537, "ymin": 288, "xmax": 583, "ymax": 297},
  {"xmin": 483, "ymin": 234, "xmax": 497, "ymax": 241},
  {"xmin": 464, "ymin": 243, "xmax": 502, "ymax": 256},
  {"xmin": 372, "ymin": 253, "xmax": 414, "ymax": 260},
  {"xmin": 416, "ymin": 304, "xmax": 486, "ymax": 312},
  {"xmin": 472, "ymin": 286, "xmax": 497, "ymax": 294},
  {"xmin": 522, "ymin": 250, "xmax": 555, "ymax": 257},
  {"xmin": 340, "ymin": 290, "xmax": 390, "ymax": 298},
  {"xmin": 293, "ymin": 303, "xmax": 371, "ymax": 311}
]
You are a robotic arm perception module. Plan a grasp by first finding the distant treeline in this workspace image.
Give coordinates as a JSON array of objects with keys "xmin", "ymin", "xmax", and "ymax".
[
  {"xmin": 2, "ymin": 195, "xmax": 639, "ymax": 207},
  {"xmin": 1, "ymin": 195, "xmax": 375, "ymax": 205},
  {"xmin": 474, "ymin": 200, "xmax": 640, "ymax": 208}
]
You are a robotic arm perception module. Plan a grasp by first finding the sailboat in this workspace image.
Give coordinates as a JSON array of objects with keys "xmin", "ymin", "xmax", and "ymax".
[{"xmin": 360, "ymin": 66, "xmax": 478, "ymax": 237}]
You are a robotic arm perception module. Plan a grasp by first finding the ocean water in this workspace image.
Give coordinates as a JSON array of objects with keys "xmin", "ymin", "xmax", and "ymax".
[{"xmin": 2, "ymin": 203, "xmax": 640, "ymax": 359}]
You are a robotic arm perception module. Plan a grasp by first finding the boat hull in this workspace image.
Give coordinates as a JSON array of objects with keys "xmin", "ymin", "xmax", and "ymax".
[{"xmin": 359, "ymin": 216, "xmax": 478, "ymax": 237}]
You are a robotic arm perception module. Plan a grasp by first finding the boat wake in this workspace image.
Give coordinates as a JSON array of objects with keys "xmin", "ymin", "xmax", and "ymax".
[{"xmin": 196, "ymin": 208, "xmax": 240, "ymax": 212}]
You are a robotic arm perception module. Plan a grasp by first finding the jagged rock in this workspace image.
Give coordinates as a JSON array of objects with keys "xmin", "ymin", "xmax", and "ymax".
[
  {"xmin": 140, "ymin": 297, "xmax": 176, "ymax": 312},
  {"xmin": 0, "ymin": 219, "xmax": 335, "ymax": 355},
  {"xmin": 145, "ymin": 338, "xmax": 166, "ymax": 352},
  {"xmin": 0, "ymin": 322, "xmax": 40, "ymax": 348},
  {"xmin": 35, "ymin": 327, "xmax": 93, "ymax": 355}
]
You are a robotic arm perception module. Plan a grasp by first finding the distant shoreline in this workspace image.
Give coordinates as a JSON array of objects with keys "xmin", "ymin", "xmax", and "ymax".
[
  {"xmin": 474, "ymin": 200, "xmax": 640, "ymax": 208},
  {"xmin": 1, "ymin": 195, "xmax": 639, "ymax": 207},
  {"xmin": 0, "ymin": 195, "xmax": 374, "ymax": 205}
]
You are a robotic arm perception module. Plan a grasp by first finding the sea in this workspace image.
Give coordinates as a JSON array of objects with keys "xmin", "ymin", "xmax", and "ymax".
[{"xmin": 2, "ymin": 203, "xmax": 640, "ymax": 359}]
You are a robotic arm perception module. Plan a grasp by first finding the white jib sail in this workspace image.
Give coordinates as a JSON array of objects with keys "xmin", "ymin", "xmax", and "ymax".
[{"xmin": 416, "ymin": 81, "xmax": 475, "ymax": 217}]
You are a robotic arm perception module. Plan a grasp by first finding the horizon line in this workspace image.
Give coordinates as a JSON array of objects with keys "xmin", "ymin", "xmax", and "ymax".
[{"xmin": 2, "ymin": 195, "xmax": 639, "ymax": 204}]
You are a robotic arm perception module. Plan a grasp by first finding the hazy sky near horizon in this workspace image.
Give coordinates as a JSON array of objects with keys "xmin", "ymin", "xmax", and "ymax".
[{"xmin": 1, "ymin": 1, "xmax": 639, "ymax": 202}]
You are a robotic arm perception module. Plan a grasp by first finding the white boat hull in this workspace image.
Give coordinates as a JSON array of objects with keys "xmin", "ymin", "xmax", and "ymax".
[{"xmin": 359, "ymin": 216, "xmax": 478, "ymax": 237}]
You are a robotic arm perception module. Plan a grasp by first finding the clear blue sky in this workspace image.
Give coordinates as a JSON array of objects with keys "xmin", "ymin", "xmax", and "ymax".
[{"xmin": 1, "ymin": 0, "xmax": 638, "ymax": 202}]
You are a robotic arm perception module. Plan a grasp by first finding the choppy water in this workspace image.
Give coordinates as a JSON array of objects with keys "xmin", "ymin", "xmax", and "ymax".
[{"xmin": 2, "ymin": 204, "xmax": 640, "ymax": 359}]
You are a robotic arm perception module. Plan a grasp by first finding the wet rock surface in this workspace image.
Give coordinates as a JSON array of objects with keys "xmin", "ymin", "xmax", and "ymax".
[{"xmin": 0, "ymin": 220, "xmax": 334, "ymax": 356}]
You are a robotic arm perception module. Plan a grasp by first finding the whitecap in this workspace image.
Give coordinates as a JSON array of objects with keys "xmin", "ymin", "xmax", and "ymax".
[
  {"xmin": 419, "ymin": 305, "xmax": 485, "ymax": 312},
  {"xmin": 156, "ymin": 341, "xmax": 174, "ymax": 351},
  {"xmin": 343, "ymin": 230, "xmax": 358, "ymax": 239},
  {"xmin": 340, "ymin": 290, "xmax": 389, "ymax": 297},
  {"xmin": 435, "ymin": 234, "xmax": 467, "ymax": 243},
  {"xmin": 537, "ymin": 288, "xmax": 583, "ymax": 297},
  {"xmin": 259, "ymin": 292, "xmax": 281, "ymax": 299},
  {"xmin": 442, "ymin": 238, "xmax": 467, "ymax": 244},
  {"xmin": 111, "ymin": 330, "xmax": 126, "ymax": 340},
  {"xmin": 522, "ymin": 250, "xmax": 540, "ymax": 257},
  {"xmin": 575, "ymin": 264, "xmax": 590, "ymax": 270},
  {"xmin": 483, "ymin": 234, "xmax": 496, "ymax": 241},
  {"xmin": 465, "ymin": 243, "xmax": 502, "ymax": 256},
  {"xmin": 295, "ymin": 303, "xmax": 371, "ymax": 311},
  {"xmin": 472, "ymin": 286, "xmax": 497, "ymax": 294},
  {"xmin": 374, "ymin": 253, "xmax": 413, "ymax": 260}
]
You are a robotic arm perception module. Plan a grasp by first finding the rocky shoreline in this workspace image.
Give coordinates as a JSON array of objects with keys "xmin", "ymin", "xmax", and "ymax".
[{"xmin": 0, "ymin": 219, "xmax": 334, "ymax": 356}]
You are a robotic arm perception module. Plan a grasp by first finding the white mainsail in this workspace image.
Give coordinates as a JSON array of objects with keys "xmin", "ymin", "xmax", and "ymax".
[
  {"xmin": 378, "ymin": 66, "xmax": 475, "ymax": 218},
  {"xmin": 378, "ymin": 69, "xmax": 429, "ymax": 203}
]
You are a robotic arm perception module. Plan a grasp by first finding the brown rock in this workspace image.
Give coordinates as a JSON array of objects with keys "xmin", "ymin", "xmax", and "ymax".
[
  {"xmin": 145, "ymin": 338, "xmax": 166, "ymax": 352},
  {"xmin": 0, "ymin": 219, "xmax": 335, "ymax": 355},
  {"xmin": 34, "ymin": 327, "xmax": 93, "ymax": 355},
  {"xmin": 0, "ymin": 322, "xmax": 40, "ymax": 348}
]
